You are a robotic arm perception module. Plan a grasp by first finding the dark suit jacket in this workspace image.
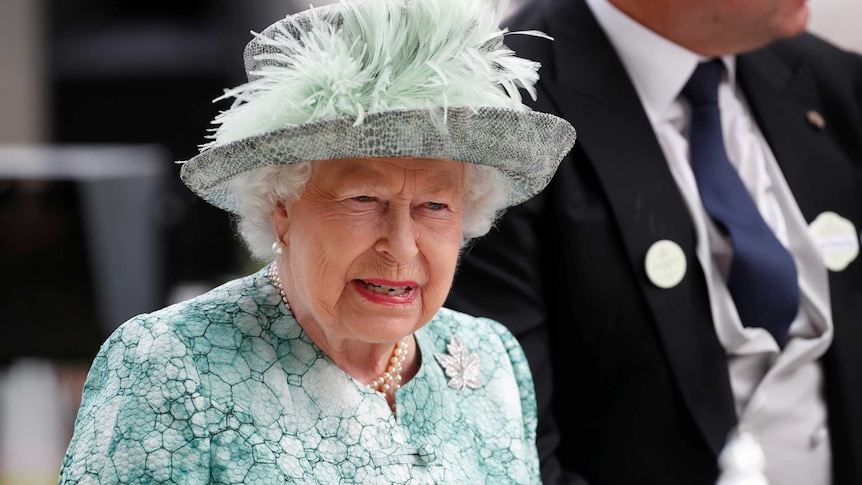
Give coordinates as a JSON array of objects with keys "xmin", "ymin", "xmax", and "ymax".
[{"xmin": 445, "ymin": 0, "xmax": 862, "ymax": 483}]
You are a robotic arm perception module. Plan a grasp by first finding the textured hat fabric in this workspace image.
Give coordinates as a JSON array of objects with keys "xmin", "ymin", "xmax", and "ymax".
[{"xmin": 179, "ymin": 0, "xmax": 576, "ymax": 213}]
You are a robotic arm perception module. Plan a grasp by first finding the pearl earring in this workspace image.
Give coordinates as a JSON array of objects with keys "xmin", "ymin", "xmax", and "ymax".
[{"xmin": 272, "ymin": 238, "xmax": 286, "ymax": 255}]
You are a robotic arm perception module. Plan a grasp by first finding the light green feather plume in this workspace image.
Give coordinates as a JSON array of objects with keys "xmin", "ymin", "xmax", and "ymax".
[{"xmin": 202, "ymin": 0, "xmax": 549, "ymax": 149}]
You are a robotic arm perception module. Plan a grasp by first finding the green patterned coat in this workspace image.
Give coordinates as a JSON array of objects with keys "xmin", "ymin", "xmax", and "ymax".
[{"xmin": 59, "ymin": 266, "xmax": 540, "ymax": 484}]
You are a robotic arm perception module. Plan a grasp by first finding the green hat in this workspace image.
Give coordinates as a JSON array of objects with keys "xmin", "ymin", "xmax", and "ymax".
[{"xmin": 179, "ymin": 0, "xmax": 576, "ymax": 212}]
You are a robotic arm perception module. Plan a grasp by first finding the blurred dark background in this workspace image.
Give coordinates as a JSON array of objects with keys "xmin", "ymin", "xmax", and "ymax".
[
  {"xmin": 1, "ymin": 0, "xmax": 302, "ymax": 367},
  {"xmin": 47, "ymin": 0, "xmax": 255, "ymax": 295}
]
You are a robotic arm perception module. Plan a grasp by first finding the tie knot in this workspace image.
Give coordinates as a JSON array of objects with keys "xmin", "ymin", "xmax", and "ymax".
[{"xmin": 682, "ymin": 59, "xmax": 723, "ymax": 107}]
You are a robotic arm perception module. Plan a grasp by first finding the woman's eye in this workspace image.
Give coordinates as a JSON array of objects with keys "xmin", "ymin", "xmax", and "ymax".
[{"xmin": 424, "ymin": 202, "xmax": 446, "ymax": 210}]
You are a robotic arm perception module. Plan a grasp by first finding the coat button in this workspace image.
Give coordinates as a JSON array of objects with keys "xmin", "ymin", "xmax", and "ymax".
[{"xmin": 416, "ymin": 443, "xmax": 437, "ymax": 464}]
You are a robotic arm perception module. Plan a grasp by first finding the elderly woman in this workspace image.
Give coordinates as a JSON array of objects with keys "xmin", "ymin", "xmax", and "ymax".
[{"xmin": 58, "ymin": 0, "xmax": 575, "ymax": 483}]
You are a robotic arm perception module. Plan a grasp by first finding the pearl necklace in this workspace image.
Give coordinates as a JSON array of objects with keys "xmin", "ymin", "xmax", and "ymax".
[
  {"xmin": 367, "ymin": 337, "xmax": 408, "ymax": 395},
  {"xmin": 267, "ymin": 262, "xmax": 409, "ymax": 409},
  {"xmin": 267, "ymin": 263, "xmax": 290, "ymax": 311}
]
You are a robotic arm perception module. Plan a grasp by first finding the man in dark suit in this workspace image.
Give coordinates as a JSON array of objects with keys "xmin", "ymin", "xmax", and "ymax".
[{"xmin": 446, "ymin": 0, "xmax": 862, "ymax": 484}]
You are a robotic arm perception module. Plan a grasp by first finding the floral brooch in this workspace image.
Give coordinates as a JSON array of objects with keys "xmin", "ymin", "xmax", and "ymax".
[{"xmin": 434, "ymin": 335, "xmax": 481, "ymax": 393}]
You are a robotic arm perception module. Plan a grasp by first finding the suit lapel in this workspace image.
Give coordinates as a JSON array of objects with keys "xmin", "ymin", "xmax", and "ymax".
[
  {"xmin": 738, "ymin": 46, "xmax": 860, "ymax": 223},
  {"xmin": 542, "ymin": 0, "xmax": 737, "ymax": 456}
]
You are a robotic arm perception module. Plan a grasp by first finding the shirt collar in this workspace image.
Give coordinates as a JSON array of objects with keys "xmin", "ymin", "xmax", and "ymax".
[{"xmin": 585, "ymin": 0, "xmax": 738, "ymax": 123}]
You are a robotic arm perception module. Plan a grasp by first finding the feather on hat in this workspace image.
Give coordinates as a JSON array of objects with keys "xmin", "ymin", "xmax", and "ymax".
[{"xmin": 179, "ymin": 0, "xmax": 576, "ymax": 212}]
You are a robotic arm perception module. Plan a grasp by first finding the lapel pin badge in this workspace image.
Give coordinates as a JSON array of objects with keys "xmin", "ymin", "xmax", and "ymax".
[
  {"xmin": 645, "ymin": 239, "xmax": 687, "ymax": 289},
  {"xmin": 809, "ymin": 211, "xmax": 859, "ymax": 272},
  {"xmin": 806, "ymin": 110, "xmax": 826, "ymax": 130}
]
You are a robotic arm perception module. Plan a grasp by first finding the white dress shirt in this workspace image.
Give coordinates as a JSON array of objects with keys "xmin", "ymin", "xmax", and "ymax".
[{"xmin": 584, "ymin": 1, "xmax": 834, "ymax": 483}]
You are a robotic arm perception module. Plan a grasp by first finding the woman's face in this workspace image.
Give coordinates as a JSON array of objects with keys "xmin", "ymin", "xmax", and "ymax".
[{"xmin": 273, "ymin": 157, "xmax": 465, "ymax": 345}]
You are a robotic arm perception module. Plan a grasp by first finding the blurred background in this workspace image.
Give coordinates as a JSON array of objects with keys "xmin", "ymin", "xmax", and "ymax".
[{"xmin": 0, "ymin": 0, "xmax": 858, "ymax": 483}]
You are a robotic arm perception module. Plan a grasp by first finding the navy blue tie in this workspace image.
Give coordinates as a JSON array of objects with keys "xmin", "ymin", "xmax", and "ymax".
[{"xmin": 683, "ymin": 60, "xmax": 799, "ymax": 347}]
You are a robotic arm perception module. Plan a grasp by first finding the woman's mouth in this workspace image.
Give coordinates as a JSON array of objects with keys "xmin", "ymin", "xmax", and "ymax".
[
  {"xmin": 359, "ymin": 280, "xmax": 414, "ymax": 296},
  {"xmin": 353, "ymin": 279, "xmax": 419, "ymax": 305}
]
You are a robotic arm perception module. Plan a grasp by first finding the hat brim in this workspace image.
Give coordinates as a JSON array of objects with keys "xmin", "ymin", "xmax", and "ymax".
[{"xmin": 180, "ymin": 106, "xmax": 576, "ymax": 213}]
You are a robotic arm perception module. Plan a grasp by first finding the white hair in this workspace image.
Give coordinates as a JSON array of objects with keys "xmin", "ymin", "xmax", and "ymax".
[{"xmin": 230, "ymin": 160, "xmax": 509, "ymax": 262}]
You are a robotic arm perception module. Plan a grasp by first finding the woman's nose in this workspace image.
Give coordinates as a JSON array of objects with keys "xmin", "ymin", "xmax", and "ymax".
[{"xmin": 374, "ymin": 206, "xmax": 419, "ymax": 262}]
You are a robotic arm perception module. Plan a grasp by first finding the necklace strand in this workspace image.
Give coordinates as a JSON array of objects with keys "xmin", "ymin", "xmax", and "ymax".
[
  {"xmin": 267, "ymin": 262, "xmax": 409, "ymax": 406},
  {"xmin": 267, "ymin": 263, "xmax": 290, "ymax": 311},
  {"xmin": 367, "ymin": 338, "xmax": 408, "ymax": 395}
]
